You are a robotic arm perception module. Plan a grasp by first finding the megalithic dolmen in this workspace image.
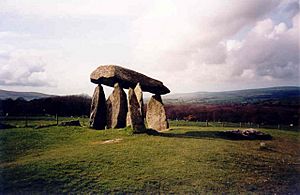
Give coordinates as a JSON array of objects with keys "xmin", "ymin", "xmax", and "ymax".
[{"xmin": 89, "ymin": 65, "xmax": 170, "ymax": 132}]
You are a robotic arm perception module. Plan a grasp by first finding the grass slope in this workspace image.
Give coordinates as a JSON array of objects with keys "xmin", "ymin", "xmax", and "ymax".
[{"xmin": 0, "ymin": 121, "xmax": 299, "ymax": 193}]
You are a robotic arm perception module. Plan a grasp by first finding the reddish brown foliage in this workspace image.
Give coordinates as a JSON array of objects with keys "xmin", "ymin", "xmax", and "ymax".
[{"xmin": 164, "ymin": 103, "xmax": 299, "ymax": 125}]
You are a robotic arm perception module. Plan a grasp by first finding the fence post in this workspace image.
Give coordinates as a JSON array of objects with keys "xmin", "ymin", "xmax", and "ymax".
[
  {"xmin": 25, "ymin": 114, "xmax": 28, "ymax": 127},
  {"xmin": 239, "ymin": 122, "xmax": 242, "ymax": 128},
  {"xmin": 277, "ymin": 124, "xmax": 280, "ymax": 129},
  {"xmin": 56, "ymin": 114, "xmax": 58, "ymax": 125},
  {"xmin": 206, "ymin": 120, "xmax": 208, "ymax": 127}
]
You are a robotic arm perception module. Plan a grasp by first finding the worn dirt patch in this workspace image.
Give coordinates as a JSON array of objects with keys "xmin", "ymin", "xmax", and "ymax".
[{"xmin": 91, "ymin": 138, "xmax": 123, "ymax": 145}]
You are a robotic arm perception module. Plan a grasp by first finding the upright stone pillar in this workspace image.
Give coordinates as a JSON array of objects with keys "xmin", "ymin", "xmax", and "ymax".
[
  {"xmin": 134, "ymin": 83, "xmax": 144, "ymax": 118},
  {"xmin": 127, "ymin": 88, "xmax": 146, "ymax": 133},
  {"xmin": 89, "ymin": 84, "xmax": 107, "ymax": 130},
  {"xmin": 106, "ymin": 83, "xmax": 128, "ymax": 128},
  {"xmin": 126, "ymin": 111, "xmax": 131, "ymax": 127},
  {"xmin": 146, "ymin": 94, "xmax": 169, "ymax": 131}
]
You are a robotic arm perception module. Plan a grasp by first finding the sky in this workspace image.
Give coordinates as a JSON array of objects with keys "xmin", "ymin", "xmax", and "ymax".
[{"xmin": 0, "ymin": 0, "xmax": 299, "ymax": 96}]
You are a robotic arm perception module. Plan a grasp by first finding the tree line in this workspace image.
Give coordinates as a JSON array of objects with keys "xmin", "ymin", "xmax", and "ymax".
[
  {"xmin": 0, "ymin": 95, "xmax": 91, "ymax": 117},
  {"xmin": 0, "ymin": 96, "xmax": 299, "ymax": 125},
  {"xmin": 165, "ymin": 104, "xmax": 299, "ymax": 125}
]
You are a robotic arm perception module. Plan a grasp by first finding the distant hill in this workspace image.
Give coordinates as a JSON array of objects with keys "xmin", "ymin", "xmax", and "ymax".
[
  {"xmin": 164, "ymin": 86, "xmax": 300, "ymax": 105},
  {"xmin": 0, "ymin": 89, "xmax": 53, "ymax": 100},
  {"xmin": 2, "ymin": 86, "xmax": 300, "ymax": 104}
]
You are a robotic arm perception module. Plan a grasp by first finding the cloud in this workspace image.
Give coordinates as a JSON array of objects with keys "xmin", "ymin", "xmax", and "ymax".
[
  {"xmin": 0, "ymin": 49, "xmax": 55, "ymax": 87},
  {"xmin": 0, "ymin": 31, "xmax": 30, "ymax": 39},
  {"xmin": 131, "ymin": 0, "xmax": 299, "ymax": 92},
  {"xmin": 0, "ymin": 0, "xmax": 150, "ymax": 17},
  {"xmin": 132, "ymin": 0, "xmax": 280, "ymax": 68},
  {"xmin": 228, "ymin": 12, "xmax": 299, "ymax": 80},
  {"xmin": 0, "ymin": 0, "xmax": 298, "ymax": 94}
]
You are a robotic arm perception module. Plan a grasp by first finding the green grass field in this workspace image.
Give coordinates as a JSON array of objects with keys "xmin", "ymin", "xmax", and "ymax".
[{"xmin": 0, "ymin": 120, "xmax": 299, "ymax": 193}]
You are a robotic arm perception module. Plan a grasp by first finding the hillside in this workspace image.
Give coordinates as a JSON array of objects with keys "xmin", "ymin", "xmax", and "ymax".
[
  {"xmin": 0, "ymin": 89, "xmax": 53, "ymax": 100},
  {"xmin": 164, "ymin": 86, "xmax": 300, "ymax": 105},
  {"xmin": 1, "ymin": 86, "xmax": 299, "ymax": 104}
]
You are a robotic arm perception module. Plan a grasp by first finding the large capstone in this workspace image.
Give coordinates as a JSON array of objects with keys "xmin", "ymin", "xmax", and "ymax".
[
  {"xmin": 146, "ymin": 94, "xmax": 169, "ymax": 131},
  {"xmin": 89, "ymin": 85, "xmax": 107, "ymax": 130},
  {"xmin": 134, "ymin": 83, "xmax": 144, "ymax": 118},
  {"xmin": 127, "ymin": 88, "xmax": 146, "ymax": 133},
  {"xmin": 90, "ymin": 65, "xmax": 170, "ymax": 95},
  {"xmin": 106, "ymin": 83, "xmax": 128, "ymax": 128}
]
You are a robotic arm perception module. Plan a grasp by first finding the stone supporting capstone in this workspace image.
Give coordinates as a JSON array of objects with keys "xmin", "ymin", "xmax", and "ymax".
[
  {"xmin": 126, "ymin": 110, "xmax": 131, "ymax": 127},
  {"xmin": 89, "ymin": 84, "xmax": 107, "ymax": 130},
  {"xmin": 127, "ymin": 88, "xmax": 146, "ymax": 133},
  {"xmin": 134, "ymin": 83, "xmax": 144, "ymax": 118},
  {"xmin": 146, "ymin": 94, "xmax": 169, "ymax": 131},
  {"xmin": 106, "ymin": 83, "xmax": 128, "ymax": 128}
]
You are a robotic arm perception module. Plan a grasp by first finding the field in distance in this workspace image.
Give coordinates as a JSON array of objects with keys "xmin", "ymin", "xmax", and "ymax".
[{"xmin": 0, "ymin": 119, "xmax": 299, "ymax": 193}]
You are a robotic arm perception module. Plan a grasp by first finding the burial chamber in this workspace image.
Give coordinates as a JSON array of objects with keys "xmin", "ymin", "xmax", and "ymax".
[{"xmin": 89, "ymin": 65, "xmax": 170, "ymax": 132}]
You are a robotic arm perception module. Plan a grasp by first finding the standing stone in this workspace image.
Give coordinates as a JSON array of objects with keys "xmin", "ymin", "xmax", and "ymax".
[
  {"xmin": 146, "ymin": 94, "xmax": 169, "ymax": 131},
  {"xmin": 106, "ymin": 83, "xmax": 128, "ymax": 128},
  {"xmin": 127, "ymin": 88, "xmax": 146, "ymax": 133},
  {"xmin": 127, "ymin": 83, "xmax": 144, "ymax": 127},
  {"xmin": 134, "ymin": 83, "xmax": 144, "ymax": 118},
  {"xmin": 89, "ymin": 85, "xmax": 107, "ymax": 130},
  {"xmin": 126, "ymin": 111, "xmax": 131, "ymax": 127}
]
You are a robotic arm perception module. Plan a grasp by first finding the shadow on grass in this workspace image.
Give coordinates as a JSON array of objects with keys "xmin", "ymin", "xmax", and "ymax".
[
  {"xmin": 146, "ymin": 129, "xmax": 272, "ymax": 141},
  {"xmin": 158, "ymin": 130, "xmax": 225, "ymax": 140}
]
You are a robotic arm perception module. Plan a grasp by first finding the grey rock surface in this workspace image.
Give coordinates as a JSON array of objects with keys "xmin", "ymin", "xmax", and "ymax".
[
  {"xmin": 127, "ymin": 88, "xmax": 146, "ymax": 133},
  {"xmin": 219, "ymin": 129, "xmax": 272, "ymax": 140},
  {"xmin": 89, "ymin": 85, "xmax": 107, "ymax": 130},
  {"xmin": 106, "ymin": 83, "xmax": 128, "ymax": 128},
  {"xmin": 90, "ymin": 65, "xmax": 170, "ymax": 95},
  {"xmin": 146, "ymin": 94, "xmax": 169, "ymax": 131},
  {"xmin": 134, "ymin": 83, "xmax": 144, "ymax": 118}
]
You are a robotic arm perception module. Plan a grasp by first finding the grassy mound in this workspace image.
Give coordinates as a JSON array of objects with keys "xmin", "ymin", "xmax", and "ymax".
[{"xmin": 0, "ymin": 121, "xmax": 299, "ymax": 193}]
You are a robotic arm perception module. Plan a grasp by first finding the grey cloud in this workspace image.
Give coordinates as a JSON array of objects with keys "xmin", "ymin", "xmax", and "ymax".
[
  {"xmin": 134, "ymin": 0, "xmax": 282, "ymax": 72},
  {"xmin": 229, "ymin": 13, "xmax": 299, "ymax": 81},
  {"xmin": 0, "ymin": 53, "xmax": 10, "ymax": 60},
  {"xmin": 283, "ymin": 1, "xmax": 299, "ymax": 18},
  {"xmin": 0, "ymin": 50, "xmax": 54, "ymax": 87},
  {"xmin": 135, "ymin": 0, "xmax": 299, "ymax": 91}
]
